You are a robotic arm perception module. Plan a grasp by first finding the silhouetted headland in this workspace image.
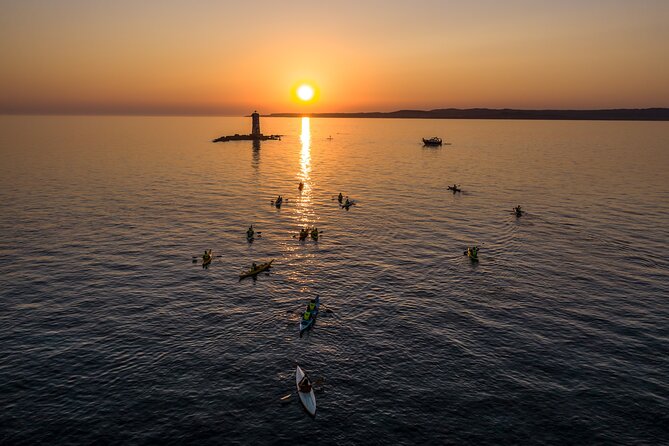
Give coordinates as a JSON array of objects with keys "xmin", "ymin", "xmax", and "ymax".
[
  {"xmin": 213, "ymin": 110, "xmax": 281, "ymax": 142},
  {"xmin": 267, "ymin": 108, "xmax": 669, "ymax": 121}
]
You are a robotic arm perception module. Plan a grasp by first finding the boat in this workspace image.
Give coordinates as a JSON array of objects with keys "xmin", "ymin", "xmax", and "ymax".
[
  {"xmin": 295, "ymin": 365, "xmax": 317, "ymax": 417},
  {"xmin": 202, "ymin": 249, "xmax": 213, "ymax": 266},
  {"xmin": 299, "ymin": 296, "xmax": 320, "ymax": 334},
  {"xmin": 239, "ymin": 260, "xmax": 274, "ymax": 279},
  {"xmin": 422, "ymin": 137, "xmax": 442, "ymax": 146}
]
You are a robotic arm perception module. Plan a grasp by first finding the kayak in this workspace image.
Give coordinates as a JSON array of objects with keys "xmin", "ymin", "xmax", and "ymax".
[
  {"xmin": 299, "ymin": 296, "xmax": 320, "ymax": 334},
  {"xmin": 202, "ymin": 250, "xmax": 213, "ymax": 266},
  {"xmin": 447, "ymin": 186, "xmax": 461, "ymax": 193},
  {"xmin": 295, "ymin": 365, "xmax": 316, "ymax": 417},
  {"xmin": 239, "ymin": 260, "xmax": 274, "ymax": 279},
  {"xmin": 467, "ymin": 248, "xmax": 479, "ymax": 261}
]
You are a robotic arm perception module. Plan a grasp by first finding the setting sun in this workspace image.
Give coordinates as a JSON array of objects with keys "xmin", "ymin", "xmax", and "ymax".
[{"xmin": 297, "ymin": 84, "xmax": 315, "ymax": 102}]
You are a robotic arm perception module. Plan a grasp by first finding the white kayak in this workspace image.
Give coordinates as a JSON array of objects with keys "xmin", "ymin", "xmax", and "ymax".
[{"xmin": 295, "ymin": 365, "xmax": 316, "ymax": 417}]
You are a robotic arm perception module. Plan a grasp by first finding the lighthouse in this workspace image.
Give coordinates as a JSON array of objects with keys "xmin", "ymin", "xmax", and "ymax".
[
  {"xmin": 212, "ymin": 110, "xmax": 280, "ymax": 142},
  {"xmin": 251, "ymin": 110, "xmax": 261, "ymax": 136}
]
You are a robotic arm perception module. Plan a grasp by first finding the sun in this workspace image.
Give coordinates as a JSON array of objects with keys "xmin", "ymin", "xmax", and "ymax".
[{"xmin": 297, "ymin": 84, "xmax": 315, "ymax": 102}]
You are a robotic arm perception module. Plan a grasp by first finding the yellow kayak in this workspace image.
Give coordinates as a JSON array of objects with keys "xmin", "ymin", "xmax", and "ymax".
[
  {"xmin": 239, "ymin": 260, "xmax": 274, "ymax": 279},
  {"xmin": 467, "ymin": 248, "xmax": 479, "ymax": 261},
  {"xmin": 202, "ymin": 250, "xmax": 213, "ymax": 266}
]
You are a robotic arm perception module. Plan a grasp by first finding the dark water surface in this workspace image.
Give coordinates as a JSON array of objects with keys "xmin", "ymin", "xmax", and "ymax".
[{"xmin": 1, "ymin": 116, "xmax": 668, "ymax": 445}]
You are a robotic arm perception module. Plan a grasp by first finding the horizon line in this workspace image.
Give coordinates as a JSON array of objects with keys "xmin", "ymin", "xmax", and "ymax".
[{"xmin": 1, "ymin": 106, "xmax": 668, "ymax": 120}]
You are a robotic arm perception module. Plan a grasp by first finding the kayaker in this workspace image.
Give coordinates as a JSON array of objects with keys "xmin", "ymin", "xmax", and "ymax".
[
  {"xmin": 298, "ymin": 375, "xmax": 312, "ymax": 393},
  {"xmin": 203, "ymin": 250, "xmax": 210, "ymax": 259},
  {"xmin": 311, "ymin": 227, "xmax": 318, "ymax": 237},
  {"xmin": 298, "ymin": 181, "xmax": 304, "ymax": 190},
  {"xmin": 338, "ymin": 192, "xmax": 343, "ymax": 203},
  {"xmin": 252, "ymin": 262, "xmax": 257, "ymax": 270},
  {"xmin": 308, "ymin": 299, "xmax": 316, "ymax": 311},
  {"xmin": 303, "ymin": 309, "xmax": 311, "ymax": 320},
  {"xmin": 247, "ymin": 225, "xmax": 254, "ymax": 236}
]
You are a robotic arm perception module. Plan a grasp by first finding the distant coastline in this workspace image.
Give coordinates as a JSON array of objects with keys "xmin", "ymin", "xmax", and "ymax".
[{"xmin": 267, "ymin": 108, "xmax": 669, "ymax": 121}]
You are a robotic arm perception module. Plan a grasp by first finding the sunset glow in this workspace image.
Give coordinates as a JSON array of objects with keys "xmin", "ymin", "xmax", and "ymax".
[{"xmin": 0, "ymin": 1, "xmax": 667, "ymax": 115}]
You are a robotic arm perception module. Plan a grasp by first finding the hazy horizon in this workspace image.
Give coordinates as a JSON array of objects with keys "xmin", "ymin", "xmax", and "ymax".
[{"xmin": 1, "ymin": 0, "xmax": 668, "ymax": 115}]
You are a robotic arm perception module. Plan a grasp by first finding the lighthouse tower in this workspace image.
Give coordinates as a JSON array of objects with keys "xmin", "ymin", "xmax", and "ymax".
[{"xmin": 251, "ymin": 111, "xmax": 261, "ymax": 136}]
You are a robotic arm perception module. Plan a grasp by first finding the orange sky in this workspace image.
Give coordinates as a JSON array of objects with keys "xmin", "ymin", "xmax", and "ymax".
[{"xmin": 1, "ymin": 1, "xmax": 668, "ymax": 114}]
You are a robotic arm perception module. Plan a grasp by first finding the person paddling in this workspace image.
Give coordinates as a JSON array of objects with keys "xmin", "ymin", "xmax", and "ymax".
[
  {"xmin": 298, "ymin": 375, "xmax": 312, "ymax": 393},
  {"xmin": 247, "ymin": 225, "xmax": 254, "ymax": 238},
  {"xmin": 298, "ymin": 181, "xmax": 304, "ymax": 191},
  {"xmin": 338, "ymin": 192, "xmax": 343, "ymax": 203}
]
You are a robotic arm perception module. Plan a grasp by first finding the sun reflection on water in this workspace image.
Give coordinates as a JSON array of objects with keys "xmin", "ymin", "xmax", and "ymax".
[{"xmin": 297, "ymin": 117, "xmax": 314, "ymax": 225}]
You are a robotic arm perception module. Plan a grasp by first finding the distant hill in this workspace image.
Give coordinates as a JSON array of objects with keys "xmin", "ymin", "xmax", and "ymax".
[{"xmin": 267, "ymin": 108, "xmax": 669, "ymax": 121}]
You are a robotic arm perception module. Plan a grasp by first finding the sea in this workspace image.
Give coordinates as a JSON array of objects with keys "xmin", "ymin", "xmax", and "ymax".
[{"xmin": 0, "ymin": 115, "xmax": 668, "ymax": 445}]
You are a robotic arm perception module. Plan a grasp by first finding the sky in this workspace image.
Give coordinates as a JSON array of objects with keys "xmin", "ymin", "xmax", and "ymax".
[{"xmin": 1, "ymin": 0, "xmax": 668, "ymax": 115}]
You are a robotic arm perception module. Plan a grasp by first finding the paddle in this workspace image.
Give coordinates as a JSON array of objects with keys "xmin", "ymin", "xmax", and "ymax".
[
  {"xmin": 318, "ymin": 302, "xmax": 338, "ymax": 318},
  {"xmin": 192, "ymin": 255, "xmax": 222, "ymax": 262}
]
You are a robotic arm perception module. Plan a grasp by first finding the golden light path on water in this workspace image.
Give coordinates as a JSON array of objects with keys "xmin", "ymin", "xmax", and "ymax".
[{"xmin": 296, "ymin": 117, "xmax": 314, "ymax": 226}]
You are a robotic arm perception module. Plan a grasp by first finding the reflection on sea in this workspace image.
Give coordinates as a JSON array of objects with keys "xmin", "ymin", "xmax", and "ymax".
[
  {"xmin": 296, "ymin": 117, "xmax": 314, "ymax": 225},
  {"xmin": 252, "ymin": 139, "xmax": 261, "ymax": 169}
]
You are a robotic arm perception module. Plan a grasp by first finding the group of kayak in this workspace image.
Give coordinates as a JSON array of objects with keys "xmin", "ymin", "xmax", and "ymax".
[
  {"xmin": 298, "ymin": 226, "xmax": 320, "ymax": 241},
  {"xmin": 465, "ymin": 246, "xmax": 480, "ymax": 261},
  {"xmin": 296, "ymin": 295, "xmax": 321, "ymax": 415},
  {"xmin": 337, "ymin": 192, "xmax": 355, "ymax": 209}
]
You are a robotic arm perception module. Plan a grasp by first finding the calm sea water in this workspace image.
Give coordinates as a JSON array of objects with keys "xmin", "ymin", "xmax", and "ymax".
[{"xmin": 1, "ymin": 116, "xmax": 668, "ymax": 445}]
